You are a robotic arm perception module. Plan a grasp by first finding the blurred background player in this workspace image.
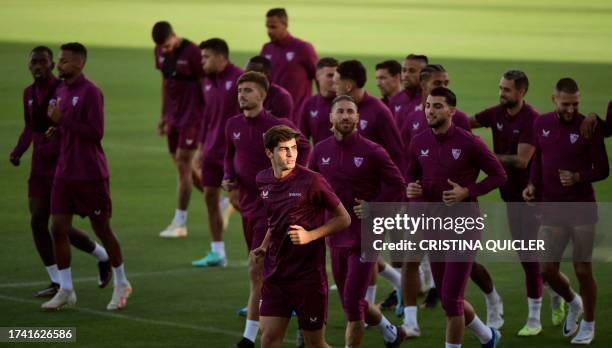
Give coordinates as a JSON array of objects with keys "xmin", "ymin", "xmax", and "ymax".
[
  {"xmin": 223, "ymin": 72, "xmax": 310, "ymax": 348},
  {"xmin": 42, "ymin": 43, "xmax": 131, "ymax": 311},
  {"xmin": 254, "ymin": 125, "xmax": 351, "ymax": 348},
  {"xmin": 244, "ymin": 55, "xmax": 294, "ymax": 118},
  {"xmin": 523, "ymin": 78, "xmax": 609, "ymax": 345},
  {"xmin": 152, "ymin": 21, "xmax": 205, "ymax": 239},
  {"xmin": 389, "ymin": 54, "xmax": 428, "ymax": 122},
  {"xmin": 297, "ymin": 57, "xmax": 338, "ymax": 145},
  {"xmin": 260, "ymin": 8, "xmax": 318, "ymax": 121},
  {"xmin": 375, "ymin": 60, "xmax": 402, "ymax": 107},
  {"xmin": 310, "ymin": 95, "xmax": 407, "ymax": 347},
  {"xmin": 9, "ymin": 46, "xmax": 111, "ymax": 298},
  {"xmin": 192, "ymin": 38, "xmax": 242, "ymax": 267}
]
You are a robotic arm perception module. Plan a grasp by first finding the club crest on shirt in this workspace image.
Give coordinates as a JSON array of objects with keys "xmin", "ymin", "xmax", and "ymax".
[
  {"xmin": 420, "ymin": 149, "xmax": 429, "ymax": 157},
  {"xmin": 264, "ymin": 54, "xmax": 272, "ymax": 60},
  {"xmin": 310, "ymin": 110, "xmax": 318, "ymax": 118},
  {"xmin": 359, "ymin": 120, "xmax": 368, "ymax": 130},
  {"xmin": 354, "ymin": 157, "xmax": 364, "ymax": 168},
  {"xmin": 321, "ymin": 157, "xmax": 331, "ymax": 165},
  {"xmin": 394, "ymin": 105, "xmax": 402, "ymax": 113},
  {"xmin": 412, "ymin": 122, "xmax": 420, "ymax": 130},
  {"xmin": 542, "ymin": 129, "xmax": 550, "ymax": 137},
  {"xmin": 204, "ymin": 84, "xmax": 212, "ymax": 92},
  {"xmin": 452, "ymin": 148, "xmax": 461, "ymax": 160},
  {"xmin": 232, "ymin": 132, "xmax": 241, "ymax": 140},
  {"xmin": 415, "ymin": 104, "xmax": 423, "ymax": 112},
  {"xmin": 286, "ymin": 52, "xmax": 295, "ymax": 61},
  {"xmin": 225, "ymin": 80, "xmax": 233, "ymax": 91},
  {"xmin": 261, "ymin": 190, "xmax": 269, "ymax": 199},
  {"xmin": 570, "ymin": 133, "xmax": 579, "ymax": 144},
  {"xmin": 72, "ymin": 96, "xmax": 79, "ymax": 106},
  {"xmin": 496, "ymin": 122, "xmax": 503, "ymax": 131},
  {"xmin": 309, "ymin": 317, "xmax": 318, "ymax": 323}
]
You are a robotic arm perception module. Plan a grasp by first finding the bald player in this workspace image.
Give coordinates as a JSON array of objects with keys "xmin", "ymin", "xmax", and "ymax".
[
  {"xmin": 406, "ymin": 87, "xmax": 506, "ymax": 348},
  {"xmin": 244, "ymin": 55, "xmax": 294, "ymax": 118},
  {"xmin": 152, "ymin": 21, "xmax": 205, "ymax": 239},
  {"xmin": 389, "ymin": 54, "xmax": 428, "ymax": 121},
  {"xmin": 310, "ymin": 95, "xmax": 407, "ymax": 347},
  {"xmin": 42, "ymin": 43, "xmax": 131, "ymax": 311},
  {"xmin": 192, "ymin": 38, "xmax": 243, "ymax": 267},
  {"xmin": 254, "ymin": 125, "xmax": 351, "ymax": 348},
  {"xmin": 10, "ymin": 46, "xmax": 111, "ymax": 298},
  {"xmin": 375, "ymin": 60, "xmax": 402, "ymax": 107},
  {"xmin": 297, "ymin": 57, "xmax": 338, "ymax": 145},
  {"xmin": 260, "ymin": 8, "xmax": 317, "ymax": 121},
  {"xmin": 524, "ymin": 78, "xmax": 609, "ymax": 345}
]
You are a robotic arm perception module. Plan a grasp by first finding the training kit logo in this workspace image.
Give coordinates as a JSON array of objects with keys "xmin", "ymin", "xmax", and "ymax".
[
  {"xmin": 321, "ymin": 157, "xmax": 331, "ymax": 165},
  {"xmin": 264, "ymin": 54, "xmax": 272, "ymax": 60},
  {"xmin": 359, "ymin": 120, "xmax": 368, "ymax": 130},
  {"xmin": 354, "ymin": 157, "xmax": 364, "ymax": 168},
  {"xmin": 420, "ymin": 149, "xmax": 429, "ymax": 157},
  {"xmin": 232, "ymin": 132, "xmax": 241, "ymax": 140},
  {"xmin": 289, "ymin": 192, "xmax": 302, "ymax": 197},
  {"xmin": 542, "ymin": 129, "xmax": 550, "ymax": 137},
  {"xmin": 261, "ymin": 190, "xmax": 269, "ymax": 199},
  {"xmin": 570, "ymin": 133, "xmax": 579, "ymax": 144},
  {"xmin": 496, "ymin": 122, "xmax": 503, "ymax": 131},
  {"xmin": 72, "ymin": 96, "xmax": 79, "ymax": 106},
  {"xmin": 28, "ymin": 99, "xmax": 33, "ymax": 106},
  {"xmin": 225, "ymin": 81, "xmax": 233, "ymax": 91},
  {"xmin": 205, "ymin": 84, "xmax": 212, "ymax": 92},
  {"xmin": 452, "ymin": 148, "xmax": 462, "ymax": 160},
  {"xmin": 394, "ymin": 105, "xmax": 402, "ymax": 113},
  {"xmin": 412, "ymin": 122, "xmax": 420, "ymax": 130},
  {"xmin": 310, "ymin": 110, "xmax": 318, "ymax": 118},
  {"xmin": 286, "ymin": 52, "xmax": 295, "ymax": 61}
]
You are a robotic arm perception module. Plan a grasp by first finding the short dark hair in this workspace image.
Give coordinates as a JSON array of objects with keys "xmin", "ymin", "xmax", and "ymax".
[
  {"xmin": 337, "ymin": 60, "xmax": 367, "ymax": 88},
  {"xmin": 503, "ymin": 69, "xmax": 529, "ymax": 93},
  {"xmin": 429, "ymin": 86, "xmax": 457, "ymax": 107},
  {"xmin": 237, "ymin": 71, "xmax": 269, "ymax": 92},
  {"xmin": 555, "ymin": 77, "xmax": 579, "ymax": 94},
  {"xmin": 375, "ymin": 60, "xmax": 401, "ymax": 76},
  {"xmin": 60, "ymin": 42, "xmax": 87, "ymax": 59},
  {"xmin": 266, "ymin": 8, "xmax": 288, "ymax": 22},
  {"xmin": 31, "ymin": 46, "xmax": 53, "ymax": 60},
  {"xmin": 152, "ymin": 21, "xmax": 173, "ymax": 45},
  {"xmin": 420, "ymin": 64, "xmax": 446, "ymax": 82},
  {"xmin": 331, "ymin": 95, "xmax": 357, "ymax": 110},
  {"xmin": 317, "ymin": 57, "xmax": 339, "ymax": 70},
  {"xmin": 246, "ymin": 55, "xmax": 272, "ymax": 77},
  {"xmin": 199, "ymin": 38, "xmax": 229, "ymax": 59},
  {"xmin": 263, "ymin": 125, "xmax": 301, "ymax": 151},
  {"xmin": 405, "ymin": 54, "xmax": 429, "ymax": 64}
]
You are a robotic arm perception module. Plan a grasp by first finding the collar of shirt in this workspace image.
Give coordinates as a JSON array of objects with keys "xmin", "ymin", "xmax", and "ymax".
[
  {"xmin": 336, "ymin": 131, "xmax": 360, "ymax": 147},
  {"xmin": 273, "ymin": 33, "xmax": 294, "ymax": 47},
  {"xmin": 65, "ymin": 74, "xmax": 86, "ymax": 89},
  {"xmin": 433, "ymin": 123, "xmax": 457, "ymax": 142}
]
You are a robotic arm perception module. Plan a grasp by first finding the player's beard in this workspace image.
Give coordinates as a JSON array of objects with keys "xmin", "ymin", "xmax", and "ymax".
[
  {"xmin": 58, "ymin": 70, "xmax": 72, "ymax": 80},
  {"xmin": 500, "ymin": 97, "xmax": 518, "ymax": 109},
  {"xmin": 557, "ymin": 110, "xmax": 577, "ymax": 123},
  {"xmin": 239, "ymin": 100, "xmax": 255, "ymax": 111},
  {"xmin": 428, "ymin": 116, "xmax": 446, "ymax": 129},
  {"xmin": 334, "ymin": 121, "xmax": 356, "ymax": 137}
]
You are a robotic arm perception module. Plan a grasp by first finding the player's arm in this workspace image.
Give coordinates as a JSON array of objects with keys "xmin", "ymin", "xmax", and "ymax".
[
  {"xmin": 378, "ymin": 109, "xmax": 405, "ymax": 172},
  {"xmin": 469, "ymin": 116, "xmax": 483, "ymax": 129},
  {"xmin": 373, "ymin": 146, "xmax": 406, "ymax": 202},
  {"xmin": 288, "ymin": 202, "xmax": 351, "ymax": 245},
  {"xmin": 158, "ymin": 78, "xmax": 167, "ymax": 136},
  {"xmin": 296, "ymin": 102, "xmax": 312, "ymax": 140},
  {"xmin": 563, "ymin": 129, "xmax": 610, "ymax": 185},
  {"xmin": 51, "ymin": 89, "xmax": 104, "ymax": 141},
  {"xmin": 10, "ymin": 97, "xmax": 33, "ymax": 166},
  {"xmin": 496, "ymin": 143, "xmax": 535, "ymax": 169},
  {"xmin": 405, "ymin": 141, "xmax": 423, "ymax": 199},
  {"xmin": 464, "ymin": 137, "xmax": 507, "ymax": 199},
  {"xmin": 222, "ymin": 121, "xmax": 238, "ymax": 191},
  {"xmin": 275, "ymin": 91, "xmax": 294, "ymax": 119},
  {"xmin": 303, "ymin": 42, "xmax": 318, "ymax": 81},
  {"xmin": 524, "ymin": 123, "xmax": 542, "ymax": 201},
  {"xmin": 250, "ymin": 228, "xmax": 271, "ymax": 264}
]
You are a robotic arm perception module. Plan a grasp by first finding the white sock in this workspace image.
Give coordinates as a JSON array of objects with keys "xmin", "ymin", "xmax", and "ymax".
[
  {"xmin": 91, "ymin": 243, "xmax": 109, "ymax": 262},
  {"xmin": 579, "ymin": 320, "xmax": 594, "ymax": 331},
  {"xmin": 569, "ymin": 294, "xmax": 583, "ymax": 311},
  {"xmin": 545, "ymin": 282, "xmax": 561, "ymax": 309},
  {"xmin": 527, "ymin": 297, "xmax": 542, "ymax": 326},
  {"xmin": 365, "ymin": 285, "xmax": 377, "ymax": 303},
  {"xmin": 419, "ymin": 259, "xmax": 435, "ymax": 290},
  {"xmin": 379, "ymin": 264, "xmax": 402, "ymax": 289},
  {"xmin": 466, "ymin": 315, "xmax": 492, "ymax": 344},
  {"xmin": 445, "ymin": 343, "xmax": 461, "ymax": 348},
  {"xmin": 243, "ymin": 319, "xmax": 259, "ymax": 342},
  {"xmin": 58, "ymin": 268, "xmax": 73, "ymax": 291},
  {"xmin": 172, "ymin": 209, "xmax": 187, "ymax": 225},
  {"xmin": 376, "ymin": 315, "xmax": 398, "ymax": 342},
  {"xmin": 211, "ymin": 241, "xmax": 226, "ymax": 258},
  {"xmin": 485, "ymin": 287, "xmax": 501, "ymax": 305},
  {"xmin": 46, "ymin": 265, "xmax": 60, "ymax": 284},
  {"xmin": 403, "ymin": 306, "xmax": 418, "ymax": 327},
  {"xmin": 112, "ymin": 264, "xmax": 129, "ymax": 286}
]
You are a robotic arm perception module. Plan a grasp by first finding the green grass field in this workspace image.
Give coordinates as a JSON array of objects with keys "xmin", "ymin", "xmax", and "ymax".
[{"xmin": 1, "ymin": 0, "xmax": 611, "ymax": 347}]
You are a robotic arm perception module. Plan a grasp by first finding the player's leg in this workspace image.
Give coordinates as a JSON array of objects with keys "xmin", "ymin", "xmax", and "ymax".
[
  {"xmin": 365, "ymin": 262, "xmax": 377, "ymax": 305},
  {"xmin": 570, "ymin": 224, "xmax": 597, "ymax": 344},
  {"xmin": 42, "ymin": 213, "xmax": 76, "ymax": 310},
  {"xmin": 401, "ymin": 259, "xmax": 422, "ymax": 337},
  {"xmin": 160, "ymin": 146, "xmax": 195, "ymax": 238},
  {"xmin": 191, "ymin": 146, "xmax": 203, "ymax": 192},
  {"xmin": 28, "ymin": 194, "xmax": 61, "ymax": 297},
  {"xmin": 342, "ymin": 250, "xmax": 376, "ymax": 347},
  {"xmin": 329, "ymin": 248, "xmax": 356, "ymax": 345},
  {"xmin": 470, "ymin": 262, "xmax": 503, "ymax": 329},
  {"xmin": 67, "ymin": 227, "xmax": 112, "ymax": 288},
  {"xmin": 301, "ymin": 327, "xmax": 330, "ymax": 348},
  {"xmin": 260, "ymin": 316, "xmax": 290, "ymax": 348}
]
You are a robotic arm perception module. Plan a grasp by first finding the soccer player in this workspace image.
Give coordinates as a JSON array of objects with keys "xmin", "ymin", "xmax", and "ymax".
[
  {"xmin": 375, "ymin": 60, "xmax": 402, "ymax": 107},
  {"xmin": 192, "ymin": 38, "xmax": 243, "ymax": 267},
  {"xmin": 223, "ymin": 72, "xmax": 311, "ymax": 348},
  {"xmin": 470, "ymin": 70, "xmax": 551, "ymax": 336},
  {"xmin": 406, "ymin": 87, "xmax": 506, "ymax": 348},
  {"xmin": 388, "ymin": 54, "xmax": 428, "ymax": 119},
  {"xmin": 580, "ymin": 100, "xmax": 612, "ymax": 138},
  {"xmin": 260, "ymin": 8, "xmax": 318, "ymax": 120},
  {"xmin": 9, "ymin": 46, "xmax": 111, "ymax": 298},
  {"xmin": 41, "ymin": 43, "xmax": 131, "ymax": 310},
  {"xmin": 310, "ymin": 95, "xmax": 407, "ymax": 347},
  {"xmin": 253, "ymin": 125, "xmax": 351, "ymax": 348},
  {"xmin": 297, "ymin": 57, "xmax": 338, "ymax": 145},
  {"xmin": 244, "ymin": 55, "xmax": 294, "ymax": 118},
  {"xmin": 333, "ymin": 59, "xmax": 404, "ymax": 170},
  {"xmin": 152, "ymin": 21, "xmax": 205, "ymax": 238},
  {"xmin": 523, "ymin": 78, "xmax": 609, "ymax": 345}
]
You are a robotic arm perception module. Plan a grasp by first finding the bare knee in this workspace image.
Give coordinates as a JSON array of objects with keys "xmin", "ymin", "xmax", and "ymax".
[
  {"xmin": 574, "ymin": 262, "xmax": 593, "ymax": 281},
  {"xmin": 204, "ymin": 187, "xmax": 220, "ymax": 206}
]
